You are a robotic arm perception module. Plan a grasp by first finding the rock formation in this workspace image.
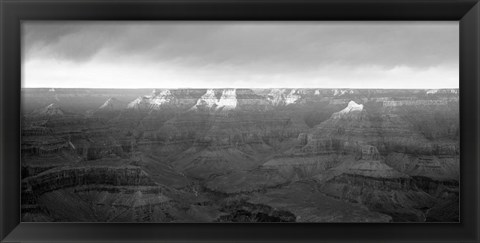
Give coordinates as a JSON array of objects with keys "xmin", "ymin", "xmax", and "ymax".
[{"xmin": 21, "ymin": 88, "xmax": 460, "ymax": 222}]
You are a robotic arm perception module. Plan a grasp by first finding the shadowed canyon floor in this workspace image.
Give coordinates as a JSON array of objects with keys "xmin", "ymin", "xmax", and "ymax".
[{"xmin": 21, "ymin": 88, "xmax": 459, "ymax": 222}]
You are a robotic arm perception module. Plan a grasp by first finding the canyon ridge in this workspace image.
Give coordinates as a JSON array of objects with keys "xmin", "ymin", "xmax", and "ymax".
[{"xmin": 21, "ymin": 88, "xmax": 459, "ymax": 222}]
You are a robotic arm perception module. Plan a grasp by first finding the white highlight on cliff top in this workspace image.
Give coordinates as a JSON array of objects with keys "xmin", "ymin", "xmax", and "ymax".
[
  {"xmin": 193, "ymin": 89, "xmax": 218, "ymax": 109},
  {"xmin": 42, "ymin": 103, "xmax": 64, "ymax": 116},
  {"xmin": 99, "ymin": 98, "xmax": 117, "ymax": 110},
  {"xmin": 216, "ymin": 89, "xmax": 238, "ymax": 111},
  {"xmin": 338, "ymin": 101, "xmax": 364, "ymax": 114},
  {"xmin": 191, "ymin": 89, "xmax": 238, "ymax": 110}
]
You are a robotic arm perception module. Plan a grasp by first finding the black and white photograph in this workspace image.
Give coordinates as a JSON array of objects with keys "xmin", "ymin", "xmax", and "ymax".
[{"xmin": 20, "ymin": 21, "xmax": 459, "ymax": 223}]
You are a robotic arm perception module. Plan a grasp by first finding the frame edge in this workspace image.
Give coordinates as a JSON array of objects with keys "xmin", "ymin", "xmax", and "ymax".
[{"xmin": 1, "ymin": 0, "xmax": 480, "ymax": 242}]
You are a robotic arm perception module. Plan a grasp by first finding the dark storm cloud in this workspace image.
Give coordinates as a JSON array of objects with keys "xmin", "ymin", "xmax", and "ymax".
[
  {"xmin": 23, "ymin": 22, "xmax": 125, "ymax": 61},
  {"xmin": 23, "ymin": 21, "xmax": 458, "ymax": 71}
]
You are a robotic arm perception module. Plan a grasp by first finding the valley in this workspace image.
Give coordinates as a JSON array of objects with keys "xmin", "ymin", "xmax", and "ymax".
[{"xmin": 21, "ymin": 88, "xmax": 459, "ymax": 222}]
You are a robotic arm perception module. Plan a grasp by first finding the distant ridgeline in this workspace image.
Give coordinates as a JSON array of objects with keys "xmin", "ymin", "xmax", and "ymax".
[{"xmin": 21, "ymin": 88, "xmax": 459, "ymax": 114}]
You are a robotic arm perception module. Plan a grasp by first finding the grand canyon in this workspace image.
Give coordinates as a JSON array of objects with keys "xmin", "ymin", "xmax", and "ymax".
[{"xmin": 20, "ymin": 88, "xmax": 459, "ymax": 222}]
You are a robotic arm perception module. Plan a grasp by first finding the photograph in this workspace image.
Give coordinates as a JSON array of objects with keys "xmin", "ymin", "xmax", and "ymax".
[{"xmin": 20, "ymin": 21, "xmax": 459, "ymax": 223}]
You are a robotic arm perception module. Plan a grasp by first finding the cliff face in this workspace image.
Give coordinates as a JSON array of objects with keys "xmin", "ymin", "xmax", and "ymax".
[
  {"xmin": 300, "ymin": 106, "xmax": 442, "ymax": 156},
  {"xmin": 317, "ymin": 160, "xmax": 433, "ymax": 222},
  {"xmin": 309, "ymin": 147, "xmax": 458, "ymax": 222},
  {"xmin": 21, "ymin": 162, "xmax": 223, "ymax": 222},
  {"xmin": 247, "ymin": 181, "xmax": 393, "ymax": 222},
  {"xmin": 22, "ymin": 164, "xmax": 164, "ymax": 222},
  {"xmin": 23, "ymin": 165, "xmax": 157, "ymax": 195},
  {"xmin": 318, "ymin": 172, "xmax": 458, "ymax": 222},
  {"xmin": 384, "ymin": 153, "xmax": 459, "ymax": 181}
]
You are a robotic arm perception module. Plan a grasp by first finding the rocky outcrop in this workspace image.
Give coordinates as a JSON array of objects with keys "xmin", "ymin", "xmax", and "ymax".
[
  {"xmin": 266, "ymin": 89, "xmax": 302, "ymax": 106},
  {"xmin": 22, "ymin": 136, "xmax": 71, "ymax": 156},
  {"xmin": 360, "ymin": 145, "xmax": 380, "ymax": 160},
  {"xmin": 98, "ymin": 97, "xmax": 123, "ymax": 111},
  {"xmin": 333, "ymin": 89, "xmax": 355, "ymax": 96},
  {"xmin": 312, "ymin": 144, "xmax": 458, "ymax": 222},
  {"xmin": 216, "ymin": 89, "xmax": 237, "ymax": 111},
  {"xmin": 127, "ymin": 89, "xmax": 175, "ymax": 110},
  {"xmin": 318, "ymin": 160, "xmax": 437, "ymax": 221},
  {"xmin": 22, "ymin": 165, "xmax": 156, "ymax": 195},
  {"xmin": 21, "ymin": 164, "xmax": 179, "ymax": 222},
  {"xmin": 383, "ymin": 100, "xmax": 448, "ymax": 107},
  {"xmin": 26, "ymin": 185, "xmax": 183, "ymax": 222},
  {"xmin": 217, "ymin": 199, "xmax": 296, "ymax": 222},
  {"xmin": 261, "ymin": 154, "xmax": 342, "ymax": 181},
  {"xmin": 331, "ymin": 101, "xmax": 363, "ymax": 119},
  {"xmin": 190, "ymin": 89, "xmax": 269, "ymax": 112},
  {"xmin": 248, "ymin": 182, "xmax": 392, "ymax": 222},
  {"xmin": 35, "ymin": 103, "xmax": 64, "ymax": 116},
  {"xmin": 384, "ymin": 153, "xmax": 460, "ymax": 181},
  {"xmin": 298, "ymin": 100, "xmax": 455, "ymax": 156},
  {"xmin": 127, "ymin": 89, "xmax": 200, "ymax": 112},
  {"xmin": 190, "ymin": 89, "xmax": 219, "ymax": 111},
  {"xmin": 426, "ymin": 89, "xmax": 459, "ymax": 95},
  {"xmin": 344, "ymin": 160, "xmax": 410, "ymax": 180}
]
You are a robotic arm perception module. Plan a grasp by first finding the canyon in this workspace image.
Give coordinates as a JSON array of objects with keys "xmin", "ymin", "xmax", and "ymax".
[{"xmin": 21, "ymin": 88, "xmax": 459, "ymax": 222}]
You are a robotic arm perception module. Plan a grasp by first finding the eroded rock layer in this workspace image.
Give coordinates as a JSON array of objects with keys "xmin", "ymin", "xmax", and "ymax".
[{"xmin": 21, "ymin": 88, "xmax": 459, "ymax": 222}]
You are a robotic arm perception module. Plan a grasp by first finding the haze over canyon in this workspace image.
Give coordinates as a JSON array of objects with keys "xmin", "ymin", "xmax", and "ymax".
[{"xmin": 21, "ymin": 88, "xmax": 459, "ymax": 222}]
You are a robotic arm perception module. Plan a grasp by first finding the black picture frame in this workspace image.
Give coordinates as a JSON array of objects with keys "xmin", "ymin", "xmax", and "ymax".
[{"xmin": 1, "ymin": 0, "xmax": 479, "ymax": 242}]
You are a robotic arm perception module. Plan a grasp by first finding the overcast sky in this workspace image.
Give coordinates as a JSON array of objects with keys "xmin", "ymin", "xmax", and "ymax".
[{"xmin": 22, "ymin": 21, "xmax": 459, "ymax": 89}]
